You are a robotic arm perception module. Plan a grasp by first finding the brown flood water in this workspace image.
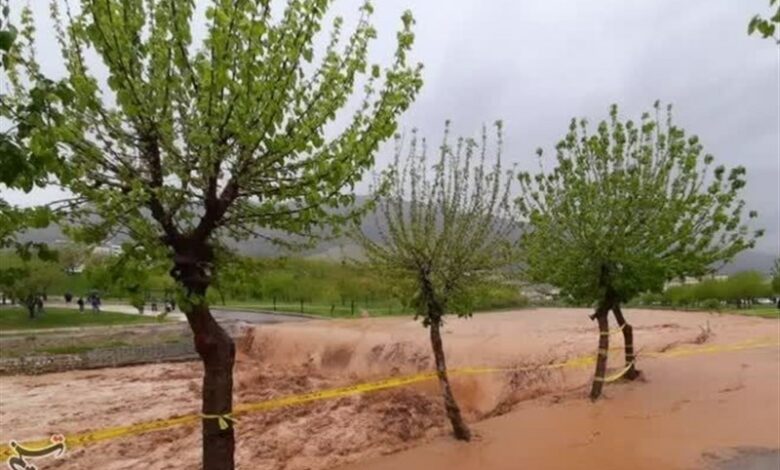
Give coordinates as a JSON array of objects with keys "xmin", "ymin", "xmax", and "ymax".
[
  {"xmin": 0, "ymin": 308, "xmax": 777, "ymax": 469},
  {"xmin": 339, "ymin": 345, "xmax": 780, "ymax": 470}
]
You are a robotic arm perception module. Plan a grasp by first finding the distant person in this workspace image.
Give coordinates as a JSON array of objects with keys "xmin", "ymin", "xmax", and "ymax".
[
  {"xmin": 64, "ymin": 292, "xmax": 73, "ymax": 303},
  {"xmin": 77, "ymin": 297, "xmax": 85, "ymax": 312},
  {"xmin": 35, "ymin": 296, "xmax": 44, "ymax": 315},
  {"xmin": 91, "ymin": 295, "xmax": 101, "ymax": 313}
]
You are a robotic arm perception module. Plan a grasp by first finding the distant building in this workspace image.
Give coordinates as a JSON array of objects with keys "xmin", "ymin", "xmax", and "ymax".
[
  {"xmin": 92, "ymin": 244, "xmax": 122, "ymax": 257},
  {"xmin": 665, "ymin": 274, "xmax": 729, "ymax": 288},
  {"xmin": 520, "ymin": 284, "xmax": 561, "ymax": 302},
  {"xmin": 52, "ymin": 241, "xmax": 122, "ymax": 274}
]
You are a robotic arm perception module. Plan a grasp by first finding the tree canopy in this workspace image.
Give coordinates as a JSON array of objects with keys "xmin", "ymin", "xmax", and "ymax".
[
  {"xmin": 748, "ymin": 0, "xmax": 780, "ymax": 43},
  {"xmin": 515, "ymin": 103, "xmax": 762, "ymax": 399},
  {"xmin": 354, "ymin": 122, "xmax": 519, "ymax": 440},
  {"xmin": 516, "ymin": 103, "xmax": 763, "ymax": 305},
  {"xmin": 3, "ymin": 1, "xmax": 422, "ymax": 468},
  {"xmin": 4, "ymin": 0, "xmax": 422, "ymax": 261}
]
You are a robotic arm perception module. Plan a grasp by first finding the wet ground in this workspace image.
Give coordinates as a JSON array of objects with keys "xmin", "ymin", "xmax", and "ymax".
[{"xmin": 0, "ymin": 308, "xmax": 777, "ymax": 469}]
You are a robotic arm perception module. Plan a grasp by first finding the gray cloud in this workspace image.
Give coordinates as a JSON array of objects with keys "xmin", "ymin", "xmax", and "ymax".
[{"xmin": 5, "ymin": 0, "xmax": 778, "ymax": 259}]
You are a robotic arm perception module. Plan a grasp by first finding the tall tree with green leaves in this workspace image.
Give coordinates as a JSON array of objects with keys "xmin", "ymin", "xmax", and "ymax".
[
  {"xmin": 5, "ymin": 259, "xmax": 66, "ymax": 318},
  {"xmin": 748, "ymin": 0, "xmax": 780, "ymax": 43},
  {"xmin": 4, "ymin": 0, "xmax": 422, "ymax": 467},
  {"xmin": 770, "ymin": 258, "xmax": 780, "ymax": 296},
  {"xmin": 354, "ymin": 123, "xmax": 519, "ymax": 440},
  {"xmin": 516, "ymin": 103, "xmax": 762, "ymax": 400},
  {"xmin": 0, "ymin": 0, "xmax": 62, "ymax": 264}
]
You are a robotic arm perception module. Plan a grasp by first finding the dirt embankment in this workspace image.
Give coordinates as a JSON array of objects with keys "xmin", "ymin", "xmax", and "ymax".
[{"xmin": 0, "ymin": 308, "xmax": 777, "ymax": 470}]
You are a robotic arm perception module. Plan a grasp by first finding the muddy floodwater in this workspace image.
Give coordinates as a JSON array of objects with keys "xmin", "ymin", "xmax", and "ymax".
[{"xmin": 0, "ymin": 308, "xmax": 777, "ymax": 469}]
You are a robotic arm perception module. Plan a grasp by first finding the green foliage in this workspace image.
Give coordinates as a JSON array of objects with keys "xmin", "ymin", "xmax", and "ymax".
[
  {"xmin": 722, "ymin": 271, "xmax": 771, "ymax": 302},
  {"xmin": 207, "ymin": 256, "xmax": 395, "ymax": 306},
  {"xmin": 771, "ymin": 258, "xmax": 780, "ymax": 294},
  {"xmin": 701, "ymin": 298, "xmax": 721, "ymax": 311},
  {"xmin": 1, "ymin": 258, "xmax": 66, "ymax": 316},
  {"xmin": 354, "ymin": 122, "xmax": 520, "ymax": 326},
  {"xmin": 693, "ymin": 278, "xmax": 723, "ymax": 302},
  {"xmin": 4, "ymin": 0, "xmax": 423, "ymax": 289},
  {"xmin": 57, "ymin": 243, "xmax": 88, "ymax": 275},
  {"xmin": 0, "ymin": 1, "xmax": 65, "ymax": 290},
  {"xmin": 516, "ymin": 103, "xmax": 762, "ymax": 305},
  {"xmin": 80, "ymin": 246, "xmax": 171, "ymax": 308},
  {"xmin": 664, "ymin": 285, "xmax": 695, "ymax": 307},
  {"xmin": 658, "ymin": 271, "xmax": 771, "ymax": 307},
  {"xmin": 470, "ymin": 283, "xmax": 528, "ymax": 311},
  {"xmin": 748, "ymin": 0, "xmax": 780, "ymax": 43}
]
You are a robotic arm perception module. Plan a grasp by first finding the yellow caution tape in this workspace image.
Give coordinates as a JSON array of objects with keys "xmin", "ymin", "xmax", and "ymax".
[
  {"xmin": 593, "ymin": 361, "xmax": 635, "ymax": 383},
  {"xmin": 0, "ymin": 337, "xmax": 776, "ymax": 461},
  {"xmin": 600, "ymin": 323, "xmax": 626, "ymax": 336},
  {"xmin": 201, "ymin": 414, "xmax": 237, "ymax": 431}
]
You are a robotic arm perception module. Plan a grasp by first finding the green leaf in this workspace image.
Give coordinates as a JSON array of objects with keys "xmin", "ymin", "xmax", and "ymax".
[{"xmin": 0, "ymin": 26, "xmax": 17, "ymax": 51}]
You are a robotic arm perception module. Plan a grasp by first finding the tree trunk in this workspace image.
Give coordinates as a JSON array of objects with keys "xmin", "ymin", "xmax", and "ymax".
[
  {"xmin": 184, "ymin": 302, "xmax": 236, "ymax": 470},
  {"xmin": 429, "ymin": 320, "xmax": 471, "ymax": 441},
  {"xmin": 589, "ymin": 304, "xmax": 610, "ymax": 400},
  {"xmin": 26, "ymin": 296, "xmax": 36, "ymax": 319},
  {"xmin": 612, "ymin": 303, "xmax": 640, "ymax": 380}
]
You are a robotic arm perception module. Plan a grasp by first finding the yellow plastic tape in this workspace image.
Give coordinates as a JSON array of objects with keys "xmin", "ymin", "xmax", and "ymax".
[
  {"xmin": 0, "ymin": 337, "xmax": 776, "ymax": 461},
  {"xmin": 201, "ymin": 414, "xmax": 237, "ymax": 431},
  {"xmin": 600, "ymin": 323, "xmax": 626, "ymax": 336},
  {"xmin": 593, "ymin": 361, "xmax": 635, "ymax": 383}
]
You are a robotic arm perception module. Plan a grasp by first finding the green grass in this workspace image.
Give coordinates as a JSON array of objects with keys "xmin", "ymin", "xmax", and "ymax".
[
  {"xmin": 722, "ymin": 306, "xmax": 780, "ymax": 319},
  {"xmin": 632, "ymin": 304, "xmax": 780, "ymax": 319},
  {"xmin": 222, "ymin": 300, "xmax": 410, "ymax": 317},
  {"xmin": 38, "ymin": 340, "xmax": 131, "ymax": 355},
  {"xmin": 222, "ymin": 299, "xmax": 532, "ymax": 318},
  {"xmin": 0, "ymin": 307, "xmax": 163, "ymax": 331}
]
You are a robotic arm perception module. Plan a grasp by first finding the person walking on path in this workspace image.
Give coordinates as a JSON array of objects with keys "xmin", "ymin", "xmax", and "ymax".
[{"xmin": 77, "ymin": 297, "xmax": 85, "ymax": 312}]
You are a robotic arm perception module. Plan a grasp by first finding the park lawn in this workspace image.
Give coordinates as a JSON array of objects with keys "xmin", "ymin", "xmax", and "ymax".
[
  {"xmin": 222, "ymin": 300, "xmax": 409, "ymax": 318},
  {"xmin": 0, "ymin": 307, "xmax": 163, "ymax": 331},
  {"xmin": 724, "ymin": 306, "xmax": 780, "ymax": 319}
]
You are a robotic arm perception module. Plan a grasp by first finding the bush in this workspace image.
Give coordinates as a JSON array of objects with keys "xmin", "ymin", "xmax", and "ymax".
[
  {"xmin": 472, "ymin": 285, "xmax": 529, "ymax": 311},
  {"xmin": 701, "ymin": 298, "xmax": 721, "ymax": 311}
]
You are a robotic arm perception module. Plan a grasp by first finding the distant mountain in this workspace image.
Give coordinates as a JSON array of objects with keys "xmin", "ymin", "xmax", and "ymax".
[{"xmin": 15, "ymin": 197, "xmax": 778, "ymax": 274}]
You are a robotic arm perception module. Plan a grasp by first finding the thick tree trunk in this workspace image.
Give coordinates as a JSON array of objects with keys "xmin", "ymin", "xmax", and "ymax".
[
  {"xmin": 612, "ymin": 303, "xmax": 640, "ymax": 380},
  {"xmin": 589, "ymin": 304, "xmax": 610, "ymax": 400},
  {"xmin": 429, "ymin": 320, "xmax": 471, "ymax": 441},
  {"xmin": 174, "ymin": 241, "xmax": 235, "ymax": 470},
  {"xmin": 185, "ymin": 302, "xmax": 236, "ymax": 470}
]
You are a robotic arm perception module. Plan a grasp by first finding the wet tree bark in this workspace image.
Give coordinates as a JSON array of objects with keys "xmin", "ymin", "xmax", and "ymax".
[
  {"xmin": 589, "ymin": 304, "xmax": 610, "ymax": 400},
  {"xmin": 429, "ymin": 319, "xmax": 471, "ymax": 441},
  {"xmin": 185, "ymin": 303, "xmax": 236, "ymax": 470},
  {"xmin": 173, "ymin": 242, "xmax": 235, "ymax": 470},
  {"xmin": 612, "ymin": 303, "xmax": 640, "ymax": 380}
]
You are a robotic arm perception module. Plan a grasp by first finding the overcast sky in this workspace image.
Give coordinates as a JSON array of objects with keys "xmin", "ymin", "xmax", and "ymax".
[{"xmin": 4, "ymin": 0, "xmax": 779, "ymax": 255}]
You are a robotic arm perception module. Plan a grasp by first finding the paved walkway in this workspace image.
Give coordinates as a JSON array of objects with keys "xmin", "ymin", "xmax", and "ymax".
[{"xmin": 43, "ymin": 302, "xmax": 311, "ymax": 325}]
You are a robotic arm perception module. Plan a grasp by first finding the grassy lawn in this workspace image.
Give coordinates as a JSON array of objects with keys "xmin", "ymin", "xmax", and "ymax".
[
  {"xmin": 222, "ymin": 300, "xmax": 410, "ymax": 318},
  {"xmin": 0, "ymin": 307, "xmax": 163, "ymax": 331},
  {"xmin": 221, "ymin": 301, "xmax": 530, "ymax": 318},
  {"xmin": 634, "ymin": 304, "xmax": 780, "ymax": 319},
  {"xmin": 723, "ymin": 306, "xmax": 780, "ymax": 319}
]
